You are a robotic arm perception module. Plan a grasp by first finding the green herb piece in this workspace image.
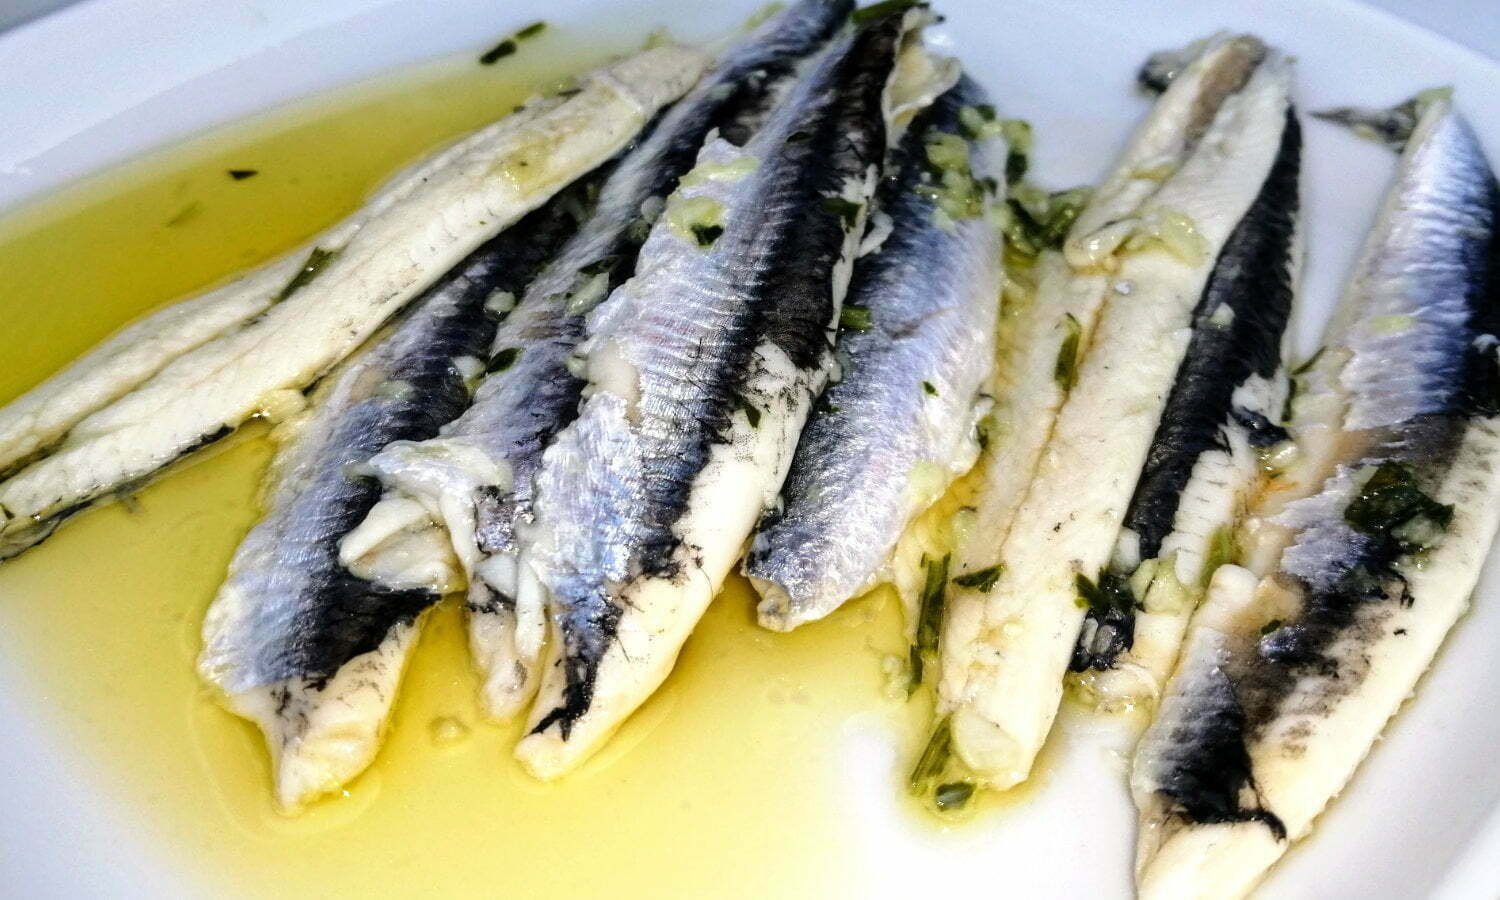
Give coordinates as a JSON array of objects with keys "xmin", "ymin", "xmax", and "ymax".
[
  {"xmin": 785, "ymin": 129, "xmax": 814, "ymax": 144},
  {"xmin": 953, "ymin": 564, "xmax": 1002, "ymax": 592},
  {"xmin": 1202, "ymin": 524, "xmax": 1237, "ymax": 587},
  {"xmin": 907, "ymin": 644, "xmax": 924, "ymax": 696},
  {"xmin": 998, "ymin": 118, "xmax": 1033, "ymax": 155},
  {"xmin": 487, "ymin": 347, "xmax": 522, "ymax": 374},
  {"xmin": 1281, "ymin": 375, "xmax": 1299, "ymax": 424},
  {"xmin": 479, "ymin": 39, "xmax": 518, "ymax": 65},
  {"xmin": 165, "ymin": 201, "xmax": 203, "ymax": 228},
  {"xmin": 1053, "ymin": 312, "xmax": 1082, "ymax": 392},
  {"xmin": 851, "ymin": 0, "xmax": 920, "ymax": 26},
  {"xmin": 1005, "ymin": 150, "xmax": 1029, "ymax": 186},
  {"xmin": 739, "ymin": 399, "xmax": 762, "ymax": 428},
  {"xmin": 821, "ymin": 196, "xmax": 863, "ymax": 229},
  {"xmin": 1291, "ymin": 346, "xmax": 1326, "ymax": 375},
  {"xmin": 915, "ymin": 554, "xmax": 950, "ymax": 657},
  {"xmin": 908, "ymin": 715, "xmax": 953, "ymax": 794},
  {"xmin": 578, "ymin": 255, "xmax": 619, "ymax": 277},
  {"xmin": 934, "ymin": 781, "xmax": 975, "ymax": 811},
  {"xmin": 1344, "ymin": 461, "xmax": 1453, "ymax": 555},
  {"xmin": 227, "ymin": 169, "xmax": 258, "ymax": 181},
  {"xmin": 276, "ymin": 247, "xmax": 338, "ymax": 302},
  {"xmin": 1038, "ymin": 187, "xmax": 1090, "ymax": 247},
  {"xmin": 1075, "ymin": 571, "xmax": 1134, "ymax": 617},
  {"xmin": 922, "ymin": 381, "xmax": 938, "ymax": 396},
  {"xmin": 690, "ymin": 223, "xmax": 724, "ymax": 247},
  {"xmin": 514, "ymin": 20, "xmax": 547, "ymax": 39},
  {"xmin": 840, "ymin": 305, "xmax": 873, "ymax": 331},
  {"xmin": 666, "ymin": 196, "xmax": 726, "ymax": 249},
  {"xmin": 1259, "ymin": 618, "xmax": 1284, "ymax": 636}
]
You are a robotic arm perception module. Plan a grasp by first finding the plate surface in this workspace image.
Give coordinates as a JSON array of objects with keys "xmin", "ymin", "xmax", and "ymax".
[{"xmin": 1, "ymin": 1, "xmax": 1498, "ymax": 897}]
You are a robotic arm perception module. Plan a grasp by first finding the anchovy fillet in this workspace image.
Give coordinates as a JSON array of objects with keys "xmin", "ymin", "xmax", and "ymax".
[
  {"xmin": 517, "ymin": 11, "xmax": 950, "ymax": 778},
  {"xmin": 1133, "ymin": 91, "xmax": 1500, "ymax": 899},
  {"xmin": 941, "ymin": 35, "xmax": 1278, "ymax": 671},
  {"xmin": 744, "ymin": 76, "xmax": 1002, "ymax": 630},
  {"xmin": 0, "ymin": 46, "xmax": 707, "ymax": 560},
  {"xmin": 343, "ymin": 0, "xmax": 854, "ymax": 719},
  {"xmin": 197, "ymin": 181, "xmax": 595, "ymax": 811},
  {"xmin": 0, "ymin": 126, "xmax": 571, "ymax": 481},
  {"xmin": 938, "ymin": 35, "xmax": 1295, "ymax": 788},
  {"xmin": 1068, "ymin": 106, "xmax": 1302, "ymax": 706}
]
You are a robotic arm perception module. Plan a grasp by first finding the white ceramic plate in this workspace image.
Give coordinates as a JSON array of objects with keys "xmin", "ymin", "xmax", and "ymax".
[{"xmin": 2, "ymin": 1, "xmax": 1498, "ymax": 896}]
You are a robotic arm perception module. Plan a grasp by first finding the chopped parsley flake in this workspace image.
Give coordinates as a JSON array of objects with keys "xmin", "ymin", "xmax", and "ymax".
[
  {"xmin": 486, "ymin": 347, "xmax": 521, "ymax": 373},
  {"xmin": 915, "ymin": 554, "xmax": 950, "ymax": 658},
  {"xmin": 276, "ymin": 247, "xmax": 338, "ymax": 302},
  {"xmin": 1291, "ymin": 346, "xmax": 1326, "ymax": 376},
  {"xmin": 578, "ymin": 255, "xmax": 619, "ymax": 276},
  {"xmin": 840, "ymin": 305, "xmax": 873, "ymax": 331},
  {"xmin": 690, "ymin": 223, "xmax": 724, "ymax": 247},
  {"xmin": 1074, "ymin": 571, "xmax": 1133, "ymax": 616},
  {"xmin": 479, "ymin": 39, "xmax": 517, "ymax": 64},
  {"xmin": 1344, "ymin": 461, "xmax": 1453, "ymax": 556},
  {"xmin": 953, "ymin": 564, "xmax": 1002, "ymax": 592},
  {"xmin": 479, "ymin": 20, "xmax": 546, "ymax": 65},
  {"xmin": 909, "ymin": 716, "xmax": 954, "ymax": 794},
  {"xmin": 739, "ymin": 399, "xmax": 762, "ymax": 428},
  {"xmin": 934, "ymin": 781, "xmax": 975, "ymax": 811},
  {"xmin": 821, "ymin": 196, "xmax": 863, "ymax": 229},
  {"xmin": 1053, "ymin": 312, "xmax": 1083, "ymax": 391}
]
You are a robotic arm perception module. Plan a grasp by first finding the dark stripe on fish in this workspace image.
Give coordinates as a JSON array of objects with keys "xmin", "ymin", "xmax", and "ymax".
[
  {"xmin": 1071, "ymin": 109, "xmax": 1301, "ymax": 672},
  {"xmin": 1146, "ymin": 107, "xmax": 1500, "ymax": 835},
  {"xmin": 533, "ymin": 13, "xmax": 904, "ymax": 737},
  {"xmin": 235, "ymin": 183, "xmax": 592, "ymax": 686},
  {"xmin": 466, "ymin": 0, "xmax": 853, "ymax": 570}
]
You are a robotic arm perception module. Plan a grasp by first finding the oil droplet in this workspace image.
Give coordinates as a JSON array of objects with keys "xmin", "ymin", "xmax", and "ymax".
[{"xmin": 428, "ymin": 716, "xmax": 471, "ymax": 746}]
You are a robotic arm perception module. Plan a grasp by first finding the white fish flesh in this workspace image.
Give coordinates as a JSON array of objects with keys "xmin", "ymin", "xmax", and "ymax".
[
  {"xmin": 344, "ymin": 0, "xmax": 855, "ymax": 719},
  {"xmin": 938, "ymin": 35, "xmax": 1296, "ymax": 788},
  {"xmin": 0, "ymin": 45, "xmax": 708, "ymax": 560},
  {"xmin": 518, "ymin": 9, "xmax": 952, "ymax": 778},
  {"xmin": 744, "ymin": 74, "xmax": 1003, "ymax": 631},
  {"xmin": 1069, "ymin": 83, "xmax": 1303, "ymax": 708},
  {"xmin": 1133, "ymin": 89, "xmax": 1500, "ymax": 899}
]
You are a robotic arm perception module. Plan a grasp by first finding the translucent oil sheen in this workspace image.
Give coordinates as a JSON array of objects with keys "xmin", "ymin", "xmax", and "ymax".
[{"xmin": 0, "ymin": 36, "xmax": 998, "ymax": 898}]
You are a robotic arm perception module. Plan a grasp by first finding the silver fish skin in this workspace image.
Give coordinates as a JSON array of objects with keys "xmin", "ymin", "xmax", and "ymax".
[
  {"xmin": 517, "ymin": 10, "xmax": 949, "ymax": 778},
  {"xmin": 346, "ymin": 0, "xmax": 854, "ymax": 719},
  {"xmin": 1133, "ymin": 91, "xmax": 1500, "ymax": 899},
  {"xmin": 196, "ymin": 183, "xmax": 593, "ymax": 812},
  {"xmin": 744, "ymin": 76, "xmax": 1003, "ymax": 631},
  {"xmin": 1068, "ymin": 104, "xmax": 1302, "ymax": 706},
  {"xmin": 0, "ymin": 46, "xmax": 707, "ymax": 561}
]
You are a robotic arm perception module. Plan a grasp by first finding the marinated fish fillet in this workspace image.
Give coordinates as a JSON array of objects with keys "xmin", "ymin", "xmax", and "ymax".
[
  {"xmin": 938, "ymin": 35, "xmax": 1296, "ymax": 788},
  {"xmin": 197, "ymin": 182, "xmax": 596, "ymax": 811},
  {"xmin": 0, "ymin": 46, "xmax": 707, "ymax": 560},
  {"xmin": 1068, "ymin": 97, "xmax": 1302, "ymax": 708},
  {"xmin": 1133, "ymin": 90, "xmax": 1500, "ymax": 900},
  {"xmin": 343, "ymin": 0, "xmax": 853, "ymax": 719},
  {"xmin": 744, "ymin": 75, "xmax": 1003, "ymax": 631},
  {"xmin": 0, "ymin": 127, "xmax": 545, "ymax": 478},
  {"xmin": 518, "ymin": 10, "xmax": 953, "ymax": 779}
]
